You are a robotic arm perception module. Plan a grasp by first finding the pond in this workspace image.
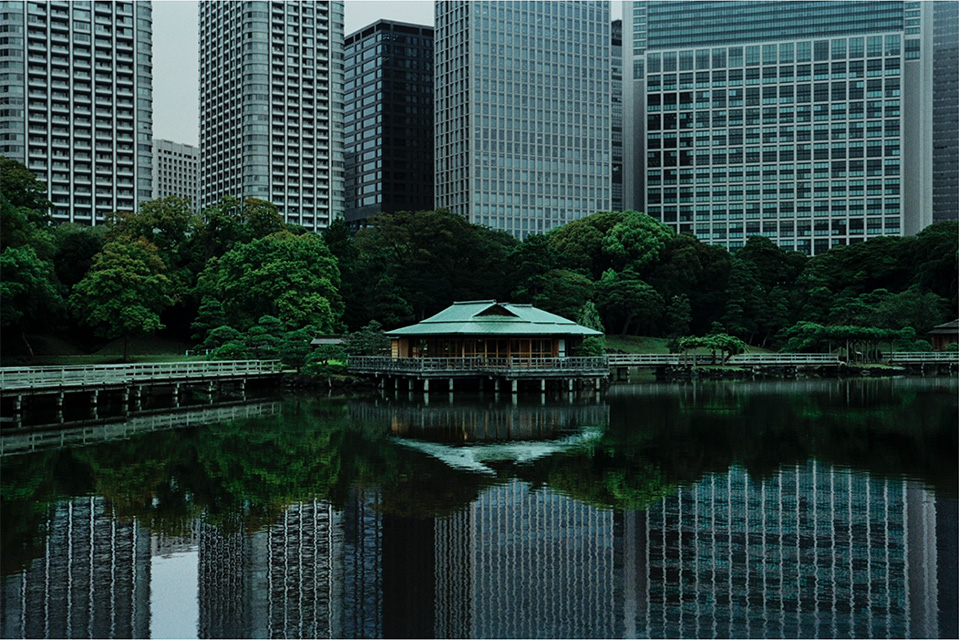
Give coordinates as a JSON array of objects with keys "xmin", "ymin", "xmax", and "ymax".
[{"xmin": 1, "ymin": 377, "xmax": 956, "ymax": 639}]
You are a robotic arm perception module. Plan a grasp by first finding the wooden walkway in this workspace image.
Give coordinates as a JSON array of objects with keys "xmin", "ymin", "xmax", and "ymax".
[
  {"xmin": 0, "ymin": 360, "xmax": 282, "ymax": 396},
  {"xmin": 883, "ymin": 352, "xmax": 959, "ymax": 365},
  {"xmin": 348, "ymin": 356, "xmax": 609, "ymax": 379},
  {"xmin": 605, "ymin": 353, "xmax": 842, "ymax": 367}
]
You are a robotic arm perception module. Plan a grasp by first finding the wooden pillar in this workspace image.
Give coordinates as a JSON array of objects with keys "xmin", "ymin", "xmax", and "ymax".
[
  {"xmin": 408, "ymin": 378, "xmax": 415, "ymax": 391},
  {"xmin": 540, "ymin": 379, "xmax": 546, "ymax": 392},
  {"xmin": 449, "ymin": 378, "xmax": 454, "ymax": 392},
  {"xmin": 494, "ymin": 379, "xmax": 501, "ymax": 392},
  {"xmin": 423, "ymin": 378, "xmax": 430, "ymax": 393},
  {"xmin": 511, "ymin": 379, "xmax": 518, "ymax": 395},
  {"xmin": 13, "ymin": 394, "xmax": 23, "ymax": 426}
]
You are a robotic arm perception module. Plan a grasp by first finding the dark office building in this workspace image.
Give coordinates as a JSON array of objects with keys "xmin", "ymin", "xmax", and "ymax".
[
  {"xmin": 612, "ymin": 19, "xmax": 624, "ymax": 212},
  {"xmin": 933, "ymin": 0, "xmax": 958, "ymax": 222},
  {"xmin": 344, "ymin": 20, "xmax": 434, "ymax": 226}
]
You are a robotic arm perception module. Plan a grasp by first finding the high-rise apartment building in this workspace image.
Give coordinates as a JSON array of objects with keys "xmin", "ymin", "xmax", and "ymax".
[
  {"xmin": 612, "ymin": 19, "xmax": 624, "ymax": 212},
  {"xmin": 932, "ymin": 0, "xmax": 958, "ymax": 222},
  {"xmin": 344, "ymin": 20, "xmax": 434, "ymax": 227},
  {"xmin": 0, "ymin": 0, "xmax": 152, "ymax": 224},
  {"xmin": 624, "ymin": 1, "xmax": 935, "ymax": 255},
  {"xmin": 152, "ymin": 138, "xmax": 199, "ymax": 211},
  {"xmin": 199, "ymin": 1, "xmax": 344, "ymax": 232},
  {"xmin": 434, "ymin": 0, "xmax": 611, "ymax": 240}
]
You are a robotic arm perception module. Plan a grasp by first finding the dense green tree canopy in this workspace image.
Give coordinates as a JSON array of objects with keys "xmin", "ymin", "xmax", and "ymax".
[
  {"xmin": 69, "ymin": 237, "xmax": 177, "ymax": 360},
  {"xmin": 199, "ymin": 230, "xmax": 342, "ymax": 332}
]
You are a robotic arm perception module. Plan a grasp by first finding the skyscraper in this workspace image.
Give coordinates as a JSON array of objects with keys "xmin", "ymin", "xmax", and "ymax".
[
  {"xmin": 434, "ymin": 0, "xmax": 611, "ymax": 240},
  {"xmin": 344, "ymin": 20, "xmax": 434, "ymax": 227},
  {"xmin": 199, "ymin": 1, "xmax": 344, "ymax": 232},
  {"xmin": 624, "ymin": 1, "xmax": 935, "ymax": 255},
  {"xmin": 152, "ymin": 138, "xmax": 199, "ymax": 211},
  {"xmin": 612, "ymin": 19, "xmax": 624, "ymax": 212},
  {"xmin": 932, "ymin": 0, "xmax": 958, "ymax": 222},
  {"xmin": 0, "ymin": 0, "xmax": 153, "ymax": 224}
]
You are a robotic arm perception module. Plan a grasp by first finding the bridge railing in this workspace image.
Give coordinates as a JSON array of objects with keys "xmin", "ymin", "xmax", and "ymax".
[
  {"xmin": 606, "ymin": 353, "xmax": 842, "ymax": 366},
  {"xmin": 0, "ymin": 360, "xmax": 282, "ymax": 393},
  {"xmin": 883, "ymin": 351, "xmax": 959, "ymax": 364},
  {"xmin": 348, "ymin": 356, "xmax": 609, "ymax": 375}
]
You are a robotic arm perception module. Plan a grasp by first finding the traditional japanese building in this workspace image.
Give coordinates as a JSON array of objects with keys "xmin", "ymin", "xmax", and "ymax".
[{"xmin": 349, "ymin": 301, "xmax": 607, "ymax": 393}]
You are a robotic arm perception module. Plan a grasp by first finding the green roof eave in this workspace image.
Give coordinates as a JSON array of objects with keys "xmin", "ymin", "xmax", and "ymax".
[{"xmin": 386, "ymin": 301, "xmax": 603, "ymax": 337}]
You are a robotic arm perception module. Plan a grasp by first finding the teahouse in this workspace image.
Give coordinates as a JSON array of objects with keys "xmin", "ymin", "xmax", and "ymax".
[
  {"xmin": 387, "ymin": 300, "xmax": 601, "ymax": 360},
  {"xmin": 348, "ymin": 301, "xmax": 608, "ymax": 394}
]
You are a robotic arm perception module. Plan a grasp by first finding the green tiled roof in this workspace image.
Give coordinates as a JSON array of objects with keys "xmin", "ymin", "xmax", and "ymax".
[{"xmin": 387, "ymin": 301, "xmax": 603, "ymax": 337}]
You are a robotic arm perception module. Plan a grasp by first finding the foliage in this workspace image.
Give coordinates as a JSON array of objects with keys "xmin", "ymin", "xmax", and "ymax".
[
  {"xmin": 0, "ymin": 245, "xmax": 60, "ymax": 329},
  {"xmin": 594, "ymin": 268, "xmax": 664, "ymax": 336},
  {"xmin": 344, "ymin": 320, "xmax": 390, "ymax": 357},
  {"xmin": 352, "ymin": 209, "xmax": 517, "ymax": 324},
  {"xmin": 779, "ymin": 322, "xmax": 919, "ymax": 360},
  {"xmin": 0, "ymin": 154, "xmax": 51, "ymax": 212},
  {"xmin": 302, "ymin": 345, "xmax": 348, "ymax": 377},
  {"xmin": 523, "ymin": 269, "xmax": 593, "ymax": 320},
  {"xmin": 69, "ymin": 237, "xmax": 176, "ymax": 360},
  {"xmin": 676, "ymin": 333, "xmax": 748, "ymax": 362},
  {"xmin": 199, "ymin": 230, "xmax": 342, "ymax": 332}
]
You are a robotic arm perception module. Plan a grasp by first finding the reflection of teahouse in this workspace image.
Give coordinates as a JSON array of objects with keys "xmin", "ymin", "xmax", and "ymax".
[
  {"xmin": 388, "ymin": 300, "xmax": 599, "ymax": 359},
  {"xmin": 348, "ymin": 301, "xmax": 608, "ymax": 394},
  {"xmin": 928, "ymin": 319, "xmax": 959, "ymax": 351}
]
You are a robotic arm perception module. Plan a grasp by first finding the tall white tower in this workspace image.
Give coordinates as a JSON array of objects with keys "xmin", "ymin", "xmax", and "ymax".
[
  {"xmin": 0, "ymin": 0, "xmax": 153, "ymax": 224},
  {"xmin": 199, "ymin": 1, "xmax": 344, "ymax": 231}
]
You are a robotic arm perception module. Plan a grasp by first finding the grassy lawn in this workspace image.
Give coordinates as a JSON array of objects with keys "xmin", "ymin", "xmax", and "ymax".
[
  {"xmin": 604, "ymin": 335, "xmax": 671, "ymax": 354},
  {"xmin": 7, "ymin": 334, "xmax": 198, "ymax": 366},
  {"xmin": 603, "ymin": 335, "xmax": 773, "ymax": 355}
]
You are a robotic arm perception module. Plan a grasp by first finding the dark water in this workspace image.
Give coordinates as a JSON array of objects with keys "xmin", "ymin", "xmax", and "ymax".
[{"xmin": 1, "ymin": 377, "xmax": 956, "ymax": 639}]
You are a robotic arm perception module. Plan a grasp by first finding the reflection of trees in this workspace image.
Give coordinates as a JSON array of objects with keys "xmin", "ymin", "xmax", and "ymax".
[
  {"xmin": 3, "ymin": 380, "xmax": 955, "ymax": 574},
  {"xmin": 605, "ymin": 379, "xmax": 958, "ymax": 495}
]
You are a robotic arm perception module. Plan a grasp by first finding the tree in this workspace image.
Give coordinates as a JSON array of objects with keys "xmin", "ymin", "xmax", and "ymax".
[
  {"xmin": 526, "ymin": 269, "xmax": 593, "ymax": 320},
  {"xmin": 600, "ymin": 211, "xmax": 673, "ymax": 274},
  {"xmin": 0, "ymin": 155, "xmax": 51, "ymax": 212},
  {"xmin": 70, "ymin": 237, "xmax": 176, "ymax": 361},
  {"xmin": 352, "ymin": 210, "xmax": 517, "ymax": 323},
  {"xmin": 199, "ymin": 231, "xmax": 342, "ymax": 332},
  {"xmin": 0, "ymin": 246, "xmax": 60, "ymax": 357},
  {"xmin": 344, "ymin": 320, "xmax": 390, "ymax": 357},
  {"xmin": 53, "ymin": 224, "xmax": 106, "ymax": 289},
  {"xmin": 594, "ymin": 268, "xmax": 665, "ymax": 336},
  {"xmin": 676, "ymin": 333, "xmax": 747, "ymax": 363},
  {"xmin": 191, "ymin": 298, "xmax": 227, "ymax": 343},
  {"xmin": 574, "ymin": 301, "xmax": 606, "ymax": 356},
  {"xmin": 664, "ymin": 294, "xmax": 692, "ymax": 339}
]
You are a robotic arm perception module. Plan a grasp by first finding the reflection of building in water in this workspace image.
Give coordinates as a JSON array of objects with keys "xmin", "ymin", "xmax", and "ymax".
[
  {"xmin": 353, "ymin": 401, "xmax": 610, "ymax": 442},
  {"xmin": 341, "ymin": 488, "xmax": 384, "ymax": 638},
  {"xmin": 0, "ymin": 497, "xmax": 151, "ymax": 638},
  {"xmin": 197, "ymin": 500, "xmax": 344, "ymax": 638},
  {"xmin": 428, "ymin": 479, "xmax": 617, "ymax": 638},
  {"xmin": 619, "ymin": 462, "xmax": 951, "ymax": 638}
]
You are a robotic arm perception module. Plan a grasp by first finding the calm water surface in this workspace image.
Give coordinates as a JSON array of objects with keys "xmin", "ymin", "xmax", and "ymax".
[{"xmin": 1, "ymin": 377, "xmax": 956, "ymax": 639}]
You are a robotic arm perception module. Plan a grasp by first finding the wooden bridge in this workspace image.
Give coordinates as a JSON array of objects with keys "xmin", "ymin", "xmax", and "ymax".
[
  {"xmin": 605, "ymin": 353, "xmax": 842, "ymax": 367},
  {"xmin": 0, "ymin": 361, "xmax": 283, "ymax": 426},
  {"xmin": 1, "ymin": 400, "xmax": 281, "ymax": 456}
]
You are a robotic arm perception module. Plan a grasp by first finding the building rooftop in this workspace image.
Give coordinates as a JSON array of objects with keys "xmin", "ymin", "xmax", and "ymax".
[{"xmin": 387, "ymin": 301, "xmax": 602, "ymax": 337}]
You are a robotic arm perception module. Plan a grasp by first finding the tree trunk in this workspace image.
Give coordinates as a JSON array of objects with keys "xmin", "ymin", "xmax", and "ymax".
[
  {"xmin": 123, "ymin": 334, "xmax": 130, "ymax": 362},
  {"xmin": 21, "ymin": 329, "xmax": 35, "ymax": 360},
  {"xmin": 620, "ymin": 312, "xmax": 635, "ymax": 337}
]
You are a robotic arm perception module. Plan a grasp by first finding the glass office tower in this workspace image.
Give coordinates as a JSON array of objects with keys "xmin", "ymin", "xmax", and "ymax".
[
  {"xmin": 0, "ymin": 0, "xmax": 152, "ymax": 224},
  {"xmin": 344, "ymin": 20, "xmax": 434, "ymax": 227},
  {"xmin": 435, "ymin": 0, "xmax": 611, "ymax": 240},
  {"xmin": 199, "ymin": 1, "xmax": 344, "ymax": 231},
  {"xmin": 612, "ymin": 19, "xmax": 624, "ymax": 212},
  {"xmin": 624, "ymin": 1, "xmax": 935, "ymax": 255},
  {"xmin": 932, "ymin": 0, "xmax": 958, "ymax": 222}
]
